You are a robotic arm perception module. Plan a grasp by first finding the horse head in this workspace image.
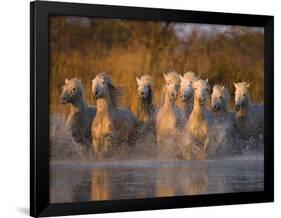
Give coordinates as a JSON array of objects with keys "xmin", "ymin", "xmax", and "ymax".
[
  {"xmin": 179, "ymin": 71, "xmax": 198, "ymax": 102},
  {"xmin": 233, "ymin": 82, "xmax": 251, "ymax": 111},
  {"xmin": 136, "ymin": 75, "xmax": 152, "ymax": 99},
  {"xmin": 211, "ymin": 85, "xmax": 230, "ymax": 112},
  {"xmin": 59, "ymin": 78, "xmax": 83, "ymax": 105},
  {"xmin": 163, "ymin": 71, "xmax": 180, "ymax": 101},
  {"xmin": 193, "ymin": 79, "xmax": 210, "ymax": 106}
]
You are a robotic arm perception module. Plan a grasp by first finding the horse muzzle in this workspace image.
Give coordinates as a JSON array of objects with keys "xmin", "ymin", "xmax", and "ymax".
[
  {"xmin": 211, "ymin": 105, "xmax": 219, "ymax": 112},
  {"xmin": 139, "ymin": 91, "xmax": 147, "ymax": 98},
  {"xmin": 181, "ymin": 94, "xmax": 191, "ymax": 102},
  {"xmin": 59, "ymin": 97, "xmax": 68, "ymax": 105},
  {"xmin": 235, "ymin": 104, "xmax": 243, "ymax": 111},
  {"xmin": 171, "ymin": 93, "xmax": 178, "ymax": 100},
  {"xmin": 199, "ymin": 98, "xmax": 205, "ymax": 105},
  {"xmin": 92, "ymin": 90, "xmax": 100, "ymax": 99}
]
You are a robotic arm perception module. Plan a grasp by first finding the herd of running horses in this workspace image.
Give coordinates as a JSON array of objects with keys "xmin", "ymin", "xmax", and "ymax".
[{"xmin": 59, "ymin": 71, "xmax": 264, "ymax": 160}]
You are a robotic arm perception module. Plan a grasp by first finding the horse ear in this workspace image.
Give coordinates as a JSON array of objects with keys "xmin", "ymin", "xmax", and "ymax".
[
  {"xmin": 65, "ymin": 78, "xmax": 69, "ymax": 84},
  {"xmin": 233, "ymin": 82, "xmax": 238, "ymax": 89},
  {"xmin": 205, "ymin": 79, "xmax": 208, "ymax": 83},
  {"xmin": 246, "ymin": 83, "xmax": 250, "ymax": 88},
  {"xmin": 163, "ymin": 73, "xmax": 167, "ymax": 81},
  {"xmin": 179, "ymin": 74, "xmax": 183, "ymax": 81},
  {"xmin": 136, "ymin": 77, "xmax": 140, "ymax": 85}
]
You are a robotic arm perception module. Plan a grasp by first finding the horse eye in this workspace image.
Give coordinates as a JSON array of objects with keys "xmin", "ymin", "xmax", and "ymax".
[
  {"xmin": 243, "ymin": 94, "xmax": 246, "ymax": 97},
  {"xmin": 72, "ymin": 87, "xmax": 76, "ymax": 91},
  {"xmin": 102, "ymin": 81, "xmax": 105, "ymax": 84},
  {"xmin": 219, "ymin": 96, "xmax": 223, "ymax": 99}
]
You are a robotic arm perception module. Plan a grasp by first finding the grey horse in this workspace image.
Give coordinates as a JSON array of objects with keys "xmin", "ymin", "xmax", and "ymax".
[{"xmin": 59, "ymin": 78, "xmax": 96, "ymax": 154}]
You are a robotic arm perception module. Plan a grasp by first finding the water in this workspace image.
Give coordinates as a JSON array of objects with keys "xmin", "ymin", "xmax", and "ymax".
[
  {"xmin": 50, "ymin": 157, "xmax": 264, "ymax": 203},
  {"xmin": 50, "ymin": 114, "xmax": 264, "ymax": 203}
]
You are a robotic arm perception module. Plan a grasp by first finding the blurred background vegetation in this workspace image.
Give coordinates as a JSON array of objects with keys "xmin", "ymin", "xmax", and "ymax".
[{"xmin": 50, "ymin": 16, "xmax": 264, "ymax": 116}]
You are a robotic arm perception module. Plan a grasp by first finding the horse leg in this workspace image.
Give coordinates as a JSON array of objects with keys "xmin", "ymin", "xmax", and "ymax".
[
  {"xmin": 80, "ymin": 143, "xmax": 92, "ymax": 159},
  {"xmin": 128, "ymin": 129, "xmax": 138, "ymax": 146},
  {"xmin": 92, "ymin": 138, "xmax": 104, "ymax": 159},
  {"xmin": 103, "ymin": 133, "xmax": 114, "ymax": 156},
  {"xmin": 203, "ymin": 137, "xmax": 210, "ymax": 155}
]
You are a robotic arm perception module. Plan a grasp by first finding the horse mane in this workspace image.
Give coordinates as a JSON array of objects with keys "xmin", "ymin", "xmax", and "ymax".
[
  {"xmin": 108, "ymin": 82, "xmax": 125, "ymax": 108},
  {"xmin": 213, "ymin": 84, "xmax": 230, "ymax": 100},
  {"xmin": 166, "ymin": 71, "xmax": 180, "ymax": 84},
  {"xmin": 160, "ymin": 86, "xmax": 167, "ymax": 106},
  {"xmin": 183, "ymin": 71, "xmax": 198, "ymax": 81},
  {"xmin": 141, "ymin": 75, "xmax": 152, "ymax": 85},
  {"xmin": 95, "ymin": 72, "xmax": 125, "ymax": 108}
]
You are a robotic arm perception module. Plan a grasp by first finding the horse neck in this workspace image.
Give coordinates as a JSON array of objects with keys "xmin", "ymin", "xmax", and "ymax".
[
  {"xmin": 96, "ymin": 96, "xmax": 115, "ymax": 115},
  {"xmin": 236, "ymin": 97, "xmax": 251, "ymax": 118},
  {"xmin": 216, "ymin": 103, "xmax": 228, "ymax": 116},
  {"xmin": 70, "ymin": 96, "xmax": 87, "ymax": 114},
  {"xmin": 163, "ymin": 89, "xmax": 175, "ymax": 110},
  {"xmin": 214, "ymin": 108, "xmax": 228, "ymax": 119},
  {"xmin": 184, "ymin": 96, "xmax": 194, "ymax": 115},
  {"xmin": 191, "ymin": 99, "xmax": 206, "ymax": 121},
  {"xmin": 138, "ymin": 96, "xmax": 153, "ymax": 122}
]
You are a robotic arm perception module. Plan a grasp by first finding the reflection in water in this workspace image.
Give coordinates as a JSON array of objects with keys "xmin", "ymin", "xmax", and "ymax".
[
  {"xmin": 155, "ymin": 166, "xmax": 208, "ymax": 197},
  {"xmin": 91, "ymin": 169, "xmax": 110, "ymax": 200},
  {"xmin": 50, "ymin": 159, "xmax": 264, "ymax": 203}
]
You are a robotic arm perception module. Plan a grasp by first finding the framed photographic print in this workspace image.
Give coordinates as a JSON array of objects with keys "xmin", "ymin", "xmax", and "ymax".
[{"xmin": 30, "ymin": 1, "xmax": 274, "ymax": 217}]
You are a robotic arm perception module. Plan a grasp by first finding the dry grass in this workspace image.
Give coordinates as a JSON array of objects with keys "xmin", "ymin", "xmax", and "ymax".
[{"xmin": 50, "ymin": 17, "xmax": 264, "ymax": 116}]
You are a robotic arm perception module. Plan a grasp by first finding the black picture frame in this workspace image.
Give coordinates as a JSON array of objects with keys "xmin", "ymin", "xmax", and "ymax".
[{"xmin": 30, "ymin": 1, "xmax": 274, "ymax": 217}]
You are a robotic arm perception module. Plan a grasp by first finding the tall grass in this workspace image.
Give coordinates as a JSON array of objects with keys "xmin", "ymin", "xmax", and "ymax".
[{"xmin": 50, "ymin": 17, "xmax": 264, "ymax": 116}]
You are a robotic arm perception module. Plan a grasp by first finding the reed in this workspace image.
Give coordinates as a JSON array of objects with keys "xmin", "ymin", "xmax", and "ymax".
[{"xmin": 50, "ymin": 17, "xmax": 264, "ymax": 117}]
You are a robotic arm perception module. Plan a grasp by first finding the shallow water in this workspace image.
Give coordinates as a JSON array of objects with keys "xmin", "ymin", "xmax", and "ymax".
[{"xmin": 50, "ymin": 157, "xmax": 264, "ymax": 203}]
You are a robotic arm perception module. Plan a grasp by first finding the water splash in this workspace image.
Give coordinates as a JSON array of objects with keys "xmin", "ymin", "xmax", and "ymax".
[{"xmin": 50, "ymin": 113, "xmax": 264, "ymax": 161}]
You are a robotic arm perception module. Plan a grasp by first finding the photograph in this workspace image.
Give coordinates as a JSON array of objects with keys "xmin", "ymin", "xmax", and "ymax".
[{"xmin": 49, "ymin": 16, "xmax": 264, "ymax": 203}]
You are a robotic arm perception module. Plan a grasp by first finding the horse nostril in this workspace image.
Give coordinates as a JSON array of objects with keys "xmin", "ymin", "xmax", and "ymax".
[
  {"xmin": 141, "ymin": 91, "xmax": 144, "ymax": 96},
  {"xmin": 95, "ymin": 90, "xmax": 98, "ymax": 96},
  {"xmin": 59, "ymin": 97, "xmax": 67, "ymax": 104}
]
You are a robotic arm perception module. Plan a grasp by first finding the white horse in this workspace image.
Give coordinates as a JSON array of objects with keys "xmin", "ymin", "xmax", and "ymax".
[
  {"xmin": 59, "ymin": 78, "xmax": 96, "ymax": 155},
  {"xmin": 179, "ymin": 71, "xmax": 198, "ymax": 119},
  {"xmin": 136, "ymin": 75, "xmax": 155, "ymax": 124},
  {"xmin": 233, "ymin": 82, "xmax": 264, "ymax": 141},
  {"xmin": 186, "ymin": 79, "xmax": 213, "ymax": 159},
  {"xmin": 136, "ymin": 75, "xmax": 157, "ymax": 149},
  {"xmin": 91, "ymin": 72, "xmax": 138, "ymax": 158},
  {"xmin": 156, "ymin": 72, "xmax": 183, "ymax": 145},
  {"xmin": 210, "ymin": 84, "xmax": 235, "ymax": 154}
]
